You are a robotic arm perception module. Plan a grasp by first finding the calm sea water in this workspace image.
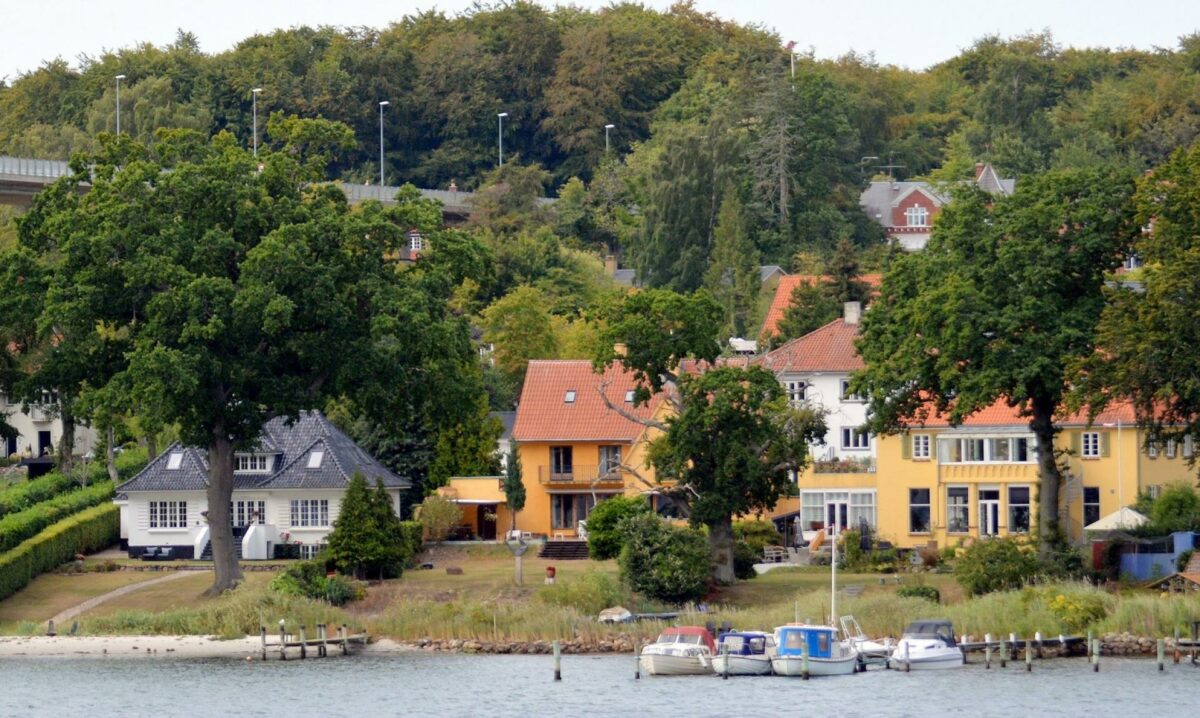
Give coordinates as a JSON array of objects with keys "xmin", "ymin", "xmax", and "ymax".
[{"xmin": 0, "ymin": 653, "xmax": 1194, "ymax": 717}]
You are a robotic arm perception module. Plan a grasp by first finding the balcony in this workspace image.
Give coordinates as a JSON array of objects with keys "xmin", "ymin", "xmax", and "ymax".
[
  {"xmin": 537, "ymin": 464, "xmax": 626, "ymax": 486},
  {"xmin": 812, "ymin": 457, "xmax": 875, "ymax": 474}
]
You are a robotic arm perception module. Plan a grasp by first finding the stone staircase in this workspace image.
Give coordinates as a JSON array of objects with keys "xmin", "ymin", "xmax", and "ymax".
[
  {"xmin": 199, "ymin": 540, "xmax": 244, "ymax": 561},
  {"xmin": 537, "ymin": 540, "xmax": 590, "ymax": 560}
]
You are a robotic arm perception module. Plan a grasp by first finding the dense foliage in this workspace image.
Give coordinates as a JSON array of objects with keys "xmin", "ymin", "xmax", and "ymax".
[
  {"xmin": 0, "ymin": 503, "xmax": 118, "ymax": 602},
  {"xmin": 617, "ymin": 513, "xmax": 711, "ymax": 604},
  {"xmin": 585, "ymin": 495, "xmax": 650, "ymax": 560},
  {"xmin": 324, "ymin": 475, "xmax": 409, "ymax": 579},
  {"xmin": 954, "ymin": 537, "xmax": 1041, "ymax": 597},
  {"xmin": 0, "ymin": 481, "xmax": 114, "ymax": 553},
  {"xmin": 270, "ymin": 560, "xmax": 365, "ymax": 606}
]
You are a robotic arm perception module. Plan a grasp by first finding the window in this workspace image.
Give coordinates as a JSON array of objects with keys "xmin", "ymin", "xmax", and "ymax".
[
  {"xmin": 299, "ymin": 543, "xmax": 327, "ymax": 560},
  {"xmin": 909, "ymin": 489, "xmax": 931, "ymax": 533},
  {"xmin": 801, "ymin": 491, "xmax": 876, "ymax": 531},
  {"xmin": 306, "ymin": 451, "xmax": 324, "ymax": 469},
  {"xmin": 841, "ymin": 428, "xmax": 870, "ymax": 450},
  {"xmin": 624, "ymin": 390, "xmax": 635, "ymax": 403},
  {"xmin": 149, "ymin": 500, "xmax": 187, "ymax": 529},
  {"xmin": 166, "ymin": 452, "xmax": 183, "ymax": 470},
  {"xmin": 290, "ymin": 499, "xmax": 330, "ymax": 527},
  {"xmin": 786, "ymin": 381, "xmax": 807, "ymax": 405},
  {"xmin": 1081, "ymin": 432, "xmax": 1101, "ymax": 459},
  {"xmin": 912, "ymin": 434, "xmax": 931, "ymax": 460},
  {"xmin": 1123, "ymin": 254, "xmax": 1142, "ymax": 271},
  {"xmin": 905, "ymin": 205, "xmax": 929, "ymax": 227},
  {"xmin": 599, "ymin": 445, "xmax": 622, "ymax": 475},
  {"xmin": 1148, "ymin": 485, "xmax": 1162, "ymax": 499},
  {"xmin": 230, "ymin": 500, "xmax": 266, "ymax": 527},
  {"xmin": 840, "ymin": 379, "xmax": 863, "ymax": 402},
  {"xmin": 552, "ymin": 494, "xmax": 598, "ymax": 530},
  {"xmin": 1083, "ymin": 487, "xmax": 1101, "ymax": 529},
  {"xmin": 1008, "ymin": 486, "xmax": 1030, "ymax": 533},
  {"xmin": 947, "ymin": 487, "xmax": 969, "ymax": 533},
  {"xmin": 564, "ymin": 390, "xmax": 576, "ymax": 404},
  {"xmin": 937, "ymin": 436, "xmax": 1034, "ymax": 463},
  {"xmin": 849, "ymin": 492, "xmax": 876, "ymax": 530},
  {"xmin": 551, "ymin": 446, "xmax": 574, "ymax": 480},
  {"xmin": 1166, "ymin": 440, "xmax": 1177, "ymax": 459},
  {"xmin": 1186, "ymin": 436, "xmax": 1195, "ymax": 459},
  {"xmin": 1148, "ymin": 442, "xmax": 1159, "ymax": 459},
  {"xmin": 408, "ymin": 232, "xmax": 423, "ymax": 252},
  {"xmin": 236, "ymin": 454, "xmax": 271, "ymax": 473}
]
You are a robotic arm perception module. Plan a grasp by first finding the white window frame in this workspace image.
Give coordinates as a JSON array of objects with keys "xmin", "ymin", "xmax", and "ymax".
[
  {"xmin": 290, "ymin": 499, "xmax": 330, "ymax": 527},
  {"xmin": 908, "ymin": 488, "xmax": 931, "ymax": 534},
  {"xmin": 912, "ymin": 434, "xmax": 931, "ymax": 460},
  {"xmin": 236, "ymin": 454, "xmax": 272, "ymax": 473},
  {"xmin": 905, "ymin": 205, "xmax": 929, "ymax": 227},
  {"xmin": 786, "ymin": 381, "xmax": 807, "ymax": 405},
  {"xmin": 1081, "ymin": 431, "xmax": 1101, "ymax": 459},
  {"xmin": 1008, "ymin": 485, "xmax": 1031, "ymax": 534},
  {"xmin": 1166, "ymin": 439, "xmax": 1177, "ymax": 459},
  {"xmin": 937, "ymin": 436, "xmax": 1035, "ymax": 464},
  {"xmin": 307, "ymin": 451, "xmax": 325, "ymax": 469},
  {"xmin": 149, "ymin": 500, "xmax": 188, "ymax": 529},
  {"xmin": 841, "ymin": 428, "xmax": 870, "ymax": 451},
  {"xmin": 230, "ymin": 500, "xmax": 266, "ymax": 527},
  {"xmin": 299, "ymin": 543, "xmax": 327, "ymax": 560},
  {"xmin": 564, "ymin": 390, "xmax": 576, "ymax": 404},
  {"xmin": 1185, "ymin": 435, "xmax": 1195, "ymax": 459},
  {"xmin": 166, "ymin": 452, "xmax": 184, "ymax": 470},
  {"xmin": 947, "ymin": 486, "xmax": 970, "ymax": 534},
  {"xmin": 408, "ymin": 232, "xmax": 423, "ymax": 252},
  {"xmin": 839, "ymin": 379, "xmax": 864, "ymax": 402}
]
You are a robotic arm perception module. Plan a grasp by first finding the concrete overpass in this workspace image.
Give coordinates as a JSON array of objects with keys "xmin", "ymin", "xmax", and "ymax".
[{"xmin": 0, "ymin": 155, "xmax": 476, "ymax": 220}]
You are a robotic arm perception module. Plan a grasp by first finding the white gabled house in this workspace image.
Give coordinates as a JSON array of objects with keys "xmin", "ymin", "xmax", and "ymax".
[{"xmin": 114, "ymin": 411, "xmax": 408, "ymax": 560}]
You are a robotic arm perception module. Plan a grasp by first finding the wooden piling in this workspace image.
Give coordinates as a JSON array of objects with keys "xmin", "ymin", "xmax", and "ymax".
[
  {"xmin": 902, "ymin": 642, "xmax": 910, "ymax": 674},
  {"xmin": 999, "ymin": 639, "xmax": 1007, "ymax": 668},
  {"xmin": 1025, "ymin": 641, "xmax": 1032, "ymax": 672},
  {"xmin": 1157, "ymin": 638, "xmax": 1165, "ymax": 672},
  {"xmin": 1174, "ymin": 628, "xmax": 1181, "ymax": 664},
  {"xmin": 1035, "ymin": 631, "xmax": 1044, "ymax": 659},
  {"xmin": 279, "ymin": 623, "xmax": 287, "ymax": 661},
  {"xmin": 46, "ymin": 620, "xmax": 55, "ymax": 637},
  {"xmin": 1092, "ymin": 639, "xmax": 1100, "ymax": 672},
  {"xmin": 1009, "ymin": 633, "xmax": 1017, "ymax": 661},
  {"xmin": 299, "ymin": 626, "xmax": 307, "ymax": 659},
  {"xmin": 553, "ymin": 640, "xmax": 562, "ymax": 681},
  {"xmin": 1087, "ymin": 630, "xmax": 1094, "ymax": 659},
  {"xmin": 341, "ymin": 624, "xmax": 349, "ymax": 655},
  {"xmin": 984, "ymin": 633, "xmax": 992, "ymax": 669},
  {"xmin": 634, "ymin": 642, "xmax": 640, "ymax": 680},
  {"xmin": 318, "ymin": 624, "xmax": 327, "ymax": 657},
  {"xmin": 802, "ymin": 641, "xmax": 811, "ymax": 680},
  {"xmin": 260, "ymin": 626, "xmax": 267, "ymax": 661}
]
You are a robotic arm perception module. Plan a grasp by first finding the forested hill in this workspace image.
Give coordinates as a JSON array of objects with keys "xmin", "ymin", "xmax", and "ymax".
[{"xmin": 3, "ymin": 2, "xmax": 1200, "ymax": 268}]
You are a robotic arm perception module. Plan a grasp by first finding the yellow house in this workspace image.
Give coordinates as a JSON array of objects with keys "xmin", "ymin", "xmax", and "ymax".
[{"xmin": 444, "ymin": 360, "xmax": 667, "ymax": 539}]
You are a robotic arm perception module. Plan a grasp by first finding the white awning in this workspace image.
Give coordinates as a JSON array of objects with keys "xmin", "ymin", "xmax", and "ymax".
[
  {"xmin": 449, "ymin": 499, "xmax": 506, "ymax": 505},
  {"xmin": 1085, "ymin": 507, "xmax": 1149, "ymax": 532}
]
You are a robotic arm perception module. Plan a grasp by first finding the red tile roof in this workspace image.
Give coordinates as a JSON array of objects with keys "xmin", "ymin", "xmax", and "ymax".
[
  {"xmin": 761, "ymin": 318, "xmax": 864, "ymax": 373},
  {"xmin": 512, "ymin": 360, "xmax": 663, "ymax": 443},
  {"xmin": 908, "ymin": 398, "xmax": 1137, "ymax": 428},
  {"xmin": 760, "ymin": 274, "xmax": 882, "ymax": 339}
]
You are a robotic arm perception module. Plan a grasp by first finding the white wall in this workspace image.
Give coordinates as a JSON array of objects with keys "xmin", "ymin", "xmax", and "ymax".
[
  {"xmin": 783, "ymin": 371, "xmax": 874, "ymax": 462},
  {"xmin": 1, "ymin": 396, "xmax": 98, "ymax": 459}
]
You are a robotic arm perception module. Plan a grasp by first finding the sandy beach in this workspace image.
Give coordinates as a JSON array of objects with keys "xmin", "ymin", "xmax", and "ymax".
[{"xmin": 0, "ymin": 635, "xmax": 413, "ymax": 659}]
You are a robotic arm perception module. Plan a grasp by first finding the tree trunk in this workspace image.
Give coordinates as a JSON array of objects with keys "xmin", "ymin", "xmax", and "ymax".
[
  {"xmin": 105, "ymin": 426, "xmax": 118, "ymax": 482},
  {"xmin": 57, "ymin": 396, "xmax": 75, "ymax": 474},
  {"xmin": 708, "ymin": 515, "xmax": 736, "ymax": 585},
  {"xmin": 205, "ymin": 429, "xmax": 243, "ymax": 595},
  {"xmin": 1029, "ymin": 396, "xmax": 1061, "ymax": 558},
  {"xmin": 146, "ymin": 434, "xmax": 158, "ymax": 462}
]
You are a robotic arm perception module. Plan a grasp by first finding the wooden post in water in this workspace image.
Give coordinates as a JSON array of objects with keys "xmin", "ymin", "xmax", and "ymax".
[
  {"xmin": 1025, "ymin": 640, "xmax": 1032, "ymax": 672},
  {"xmin": 802, "ymin": 640, "xmax": 811, "ymax": 680},
  {"xmin": 299, "ymin": 626, "xmax": 307, "ymax": 659},
  {"xmin": 999, "ymin": 638, "xmax": 1007, "ymax": 668},
  {"xmin": 318, "ymin": 623, "xmax": 327, "ymax": 657},
  {"xmin": 341, "ymin": 624, "xmax": 349, "ymax": 655},
  {"xmin": 260, "ymin": 626, "xmax": 267, "ymax": 661},
  {"xmin": 1173, "ymin": 627, "xmax": 1181, "ymax": 664},
  {"xmin": 279, "ymin": 622, "xmax": 287, "ymax": 661},
  {"xmin": 634, "ymin": 642, "xmax": 640, "ymax": 680},
  {"xmin": 721, "ymin": 641, "xmax": 729, "ymax": 680},
  {"xmin": 1009, "ymin": 633, "xmax": 1017, "ymax": 661},
  {"xmin": 1157, "ymin": 638, "xmax": 1165, "ymax": 672},
  {"xmin": 553, "ymin": 640, "xmax": 562, "ymax": 681},
  {"xmin": 1087, "ymin": 630, "xmax": 1094, "ymax": 659},
  {"xmin": 1035, "ymin": 631, "xmax": 1044, "ymax": 659},
  {"xmin": 903, "ymin": 642, "xmax": 910, "ymax": 673},
  {"xmin": 984, "ymin": 633, "xmax": 992, "ymax": 669},
  {"xmin": 1092, "ymin": 639, "xmax": 1100, "ymax": 672}
]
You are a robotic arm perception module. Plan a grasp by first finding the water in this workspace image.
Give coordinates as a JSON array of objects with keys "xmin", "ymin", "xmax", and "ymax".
[{"xmin": 0, "ymin": 653, "xmax": 1193, "ymax": 718}]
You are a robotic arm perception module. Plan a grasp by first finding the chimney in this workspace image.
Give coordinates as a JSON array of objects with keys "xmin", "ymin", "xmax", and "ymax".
[
  {"xmin": 974, "ymin": 162, "xmax": 986, "ymax": 182},
  {"xmin": 843, "ymin": 301, "xmax": 862, "ymax": 326},
  {"xmin": 612, "ymin": 342, "xmax": 627, "ymax": 357},
  {"xmin": 604, "ymin": 254, "xmax": 618, "ymax": 276}
]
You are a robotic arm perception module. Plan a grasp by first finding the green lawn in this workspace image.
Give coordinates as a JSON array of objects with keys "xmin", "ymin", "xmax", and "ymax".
[{"xmin": 0, "ymin": 571, "xmax": 163, "ymax": 631}]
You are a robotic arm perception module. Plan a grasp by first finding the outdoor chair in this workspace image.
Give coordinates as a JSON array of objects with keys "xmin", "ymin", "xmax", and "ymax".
[{"xmin": 140, "ymin": 547, "xmax": 160, "ymax": 561}]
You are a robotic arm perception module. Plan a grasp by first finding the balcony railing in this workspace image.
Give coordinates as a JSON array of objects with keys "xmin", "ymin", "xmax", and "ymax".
[
  {"xmin": 537, "ymin": 464, "xmax": 626, "ymax": 485},
  {"xmin": 812, "ymin": 457, "xmax": 875, "ymax": 474}
]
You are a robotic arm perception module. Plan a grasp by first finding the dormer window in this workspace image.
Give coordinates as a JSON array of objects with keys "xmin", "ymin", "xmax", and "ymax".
[
  {"xmin": 236, "ymin": 454, "xmax": 272, "ymax": 473},
  {"xmin": 905, "ymin": 205, "xmax": 929, "ymax": 227},
  {"xmin": 564, "ymin": 390, "xmax": 576, "ymax": 404},
  {"xmin": 166, "ymin": 452, "xmax": 183, "ymax": 470},
  {"xmin": 307, "ymin": 450, "xmax": 325, "ymax": 469},
  {"xmin": 408, "ymin": 231, "xmax": 423, "ymax": 252}
]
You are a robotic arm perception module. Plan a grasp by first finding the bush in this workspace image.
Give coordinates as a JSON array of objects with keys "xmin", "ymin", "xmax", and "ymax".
[
  {"xmin": 1177, "ymin": 548, "xmax": 1195, "ymax": 574},
  {"xmin": 586, "ymin": 496, "xmax": 650, "ymax": 560},
  {"xmin": 733, "ymin": 541, "xmax": 759, "ymax": 580},
  {"xmin": 1149, "ymin": 484, "xmax": 1200, "ymax": 533},
  {"xmin": 839, "ymin": 530, "xmax": 865, "ymax": 569},
  {"xmin": 896, "ymin": 585, "xmax": 941, "ymax": 603},
  {"xmin": 536, "ymin": 570, "xmax": 627, "ymax": 615},
  {"xmin": 732, "ymin": 519, "xmax": 781, "ymax": 555},
  {"xmin": 270, "ymin": 560, "xmax": 365, "ymax": 606},
  {"xmin": 0, "ymin": 481, "xmax": 114, "ymax": 553},
  {"xmin": 1044, "ymin": 589, "xmax": 1107, "ymax": 632},
  {"xmin": 398, "ymin": 521, "xmax": 424, "ymax": 557},
  {"xmin": 617, "ymin": 513, "xmax": 711, "ymax": 604},
  {"xmin": 417, "ymin": 494, "xmax": 462, "ymax": 542},
  {"xmin": 955, "ymin": 537, "xmax": 1040, "ymax": 596},
  {"xmin": 0, "ymin": 472, "xmax": 80, "ymax": 519},
  {"xmin": 0, "ymin": 504, "xmax": 119, "ymax": 601}
]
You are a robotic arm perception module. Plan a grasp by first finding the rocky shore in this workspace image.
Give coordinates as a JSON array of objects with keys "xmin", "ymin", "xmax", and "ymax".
[{"xmin": 401, "ymin": 635, "xmax": 644, "ymax": 655}]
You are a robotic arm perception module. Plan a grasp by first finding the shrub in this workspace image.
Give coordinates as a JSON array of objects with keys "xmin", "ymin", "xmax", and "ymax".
[
  {"xmin": 617, "ymin": 513, "xmax": 711, "ymax": 604},
  {"xmin": 270, "ymin": 560, "xmax": 365, "ymax": 606},
  {"xmin": 1045, "ymin": 589, "xmax": 1107, "ymax": 632},
  {"xmin": 1177, "ymin": 549, "xmax": 1195, "ymax": 574},
  {"xmin": 0, "ymin": 504, "xmax": 119, "ymax": 601},
  {"xmin": 398, "ymin": 521, "xmax": 424, "ymax": 557},
  {"xmin": 586, "ymin": 496, "xmax": 650, "ymax": 560},
  {"xmin": 733, "ymin": 541, "xmax": 759, "ymax": 580},
  {"xmin": 537, "ymin": 570, "xmax": 627, "ymax": 615},
  {"xmin": 1149, "ymin": 484, "xmax": 1200, "ymax": 533},
  {"xmin": 839, "ymin": 530, "xmax": 865, "ymax": 569},
  {"xmin": 955, "ymin": 537, "xmax": 1040, "ymax": 596},
  {"xmin": 417, "ymin": 494, "xmax": 461, "ymax": 542},
  {"xmin": 896, "ymin": 585, "xmax": 941, "ymax": 603},
  {"xmin": 732, "ymin": 519, "xmax": 781, "ymax": 555},
  {"xmin": 0, "ymin": 481, "xmax": 114, "ymax": 553},
  {"xmin": 0, "ymin": 472, "xmax": 80, "ymax": 519}
]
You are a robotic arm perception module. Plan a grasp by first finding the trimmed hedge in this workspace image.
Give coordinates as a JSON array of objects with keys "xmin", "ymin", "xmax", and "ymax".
[
  {"xmin": 398, "ymin": 520, "xmax": 424, "ymax": 557},
  {"xmin": 0, "ymin": 472, "xmax": 80, "ymax": 519},
  {"xmin": 0, "ymin": 481, "xmax": 115, "ymax": 553},
  {"xmin": 0, "ymin": 503, "xmax": 119, "ymax": 601}
]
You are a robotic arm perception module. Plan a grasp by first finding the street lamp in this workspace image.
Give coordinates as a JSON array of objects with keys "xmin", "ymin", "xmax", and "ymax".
[
  {"xmin": 251, "ymin": 88, "xmax": 262, "ymax": 157},
  {"xmin": 114, "ymin": 75, "xmax": 126, "ymax": 135},
  {"xmin": 378, "ymin": 101, "xmax": 390, "ymax": 188},
  {"xmin": 497, "ymin": 112, "xmax": 508, "ymax": 167},
  {"xmin": 604, "ymin": 123, "xmax": 615, "ymax": 153}
]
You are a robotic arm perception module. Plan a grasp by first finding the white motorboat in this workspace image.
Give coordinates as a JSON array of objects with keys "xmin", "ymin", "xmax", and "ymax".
[
  {"xmin": 639, "ymin": 626, "xmax": 716, "ymax": 676},
  {"xmin": 772, "ymin": 624, "xmax": 859, "ymax": 676},
  {"xmin": 840, "ymin": 615, "xmax": 892, "ymax": 666},
  {"xmin": 708, "ymin": 631, "xmax": 774, "ymax": 676},
  {"xmin": 887, "ymin": 620, "xmax": 964, "ymax": 670}
]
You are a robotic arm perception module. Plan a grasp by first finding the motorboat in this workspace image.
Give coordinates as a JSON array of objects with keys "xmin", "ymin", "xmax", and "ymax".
[
  {"xmin": 639, "ymin": 626, "xmax": 716, "ymax": 676},
  {"xmin": 840, "ymin": 615, "xmax": 892, "ymax": 666},
  {"xmin": 887, "ymin": 620, "xmax": 964, "ymax": 670},
  {"xmin": 708, "ymin": 631, "xmax": 775, "ymax": 676},
  {"xmin": 771, "ymin": 624, "xmax": 859, "ymax": 677}
]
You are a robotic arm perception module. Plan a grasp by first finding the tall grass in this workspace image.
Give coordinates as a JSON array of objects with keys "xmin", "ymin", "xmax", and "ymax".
[{"xmin": 1098, "ymin": 592, "xmax": 1200, "ymax": 637}]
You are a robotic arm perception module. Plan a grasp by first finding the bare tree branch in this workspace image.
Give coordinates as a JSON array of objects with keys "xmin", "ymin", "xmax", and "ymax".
[{"xmin": 595, "ymin": 379, "xmax": 669, "ymax": 431}]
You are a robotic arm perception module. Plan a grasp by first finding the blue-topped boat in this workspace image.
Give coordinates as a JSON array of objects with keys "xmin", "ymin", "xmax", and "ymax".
[
  {"xmin": 709, "ymin": 631, "xmax": 775, "ymax": 676},
  {"xmin": 771, "ymin": 624, "xmax": 858, "ymax": 677}
]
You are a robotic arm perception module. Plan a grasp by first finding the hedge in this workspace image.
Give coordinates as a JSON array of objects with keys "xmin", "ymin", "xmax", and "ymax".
[
  {"xmin": 0, "ymin": 503, "xmax": 119, "ymax": 602},
  {"xmin": 0, "ymin": 472, "xmax": 80, "ymax": 519},
  {"xmin": 398, "ymin": 520, "xmax": 424, "ymax": 557},
  {"xmin": 0, "ymin": 481, "xmax": 115, "ymax": 553}
]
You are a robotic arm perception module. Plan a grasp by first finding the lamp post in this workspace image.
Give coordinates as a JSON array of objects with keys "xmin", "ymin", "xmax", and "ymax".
[
  {"xmin": 497, "ymin": 112, "xmax": 508, "ymax": 167},
  {"xmin": 378, "ymin": 101, "xmax": 390, "ymax": 188},
  {"xmin": 114, "ymin": 74, "xmax": 126, "ymax": 135},
  {"xmin": 604, "ymin": 123, "xmax": 615, "ymax": 153},
  {"xmin": 251, "ymin": 88, "xmax": 262, "ymax": 157}
]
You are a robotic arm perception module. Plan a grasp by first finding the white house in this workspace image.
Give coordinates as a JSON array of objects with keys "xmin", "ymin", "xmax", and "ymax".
[
  {"xmin": 114, "ymin": 411, "xmax": 408, "ymax": 560},
  {"xmin": 1, "ymin": 392, "xmax": 97, "ymax": 461}
]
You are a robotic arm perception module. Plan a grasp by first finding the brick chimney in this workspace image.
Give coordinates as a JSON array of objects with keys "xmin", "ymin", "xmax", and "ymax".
[
  {"xmin": 974, "ymin": 162, "xmax": 986, "ymax": 182},
  {"xmin": 843, "ymin": 301, "xmax": 862, "ymax": 325}
]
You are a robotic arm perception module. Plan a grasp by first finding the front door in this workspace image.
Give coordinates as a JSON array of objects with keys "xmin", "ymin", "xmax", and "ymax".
[
  {"xmin": 826, "ymin": 502, "xmax": 848, "ymax": 535},
  {"xmin": 979, "ymin": 489, "xmax": 1000, "ymax": 536},
  {"xmin": 37, "ymin": 431, "xmax": 51, "ymax": 456},
  {"xmin": 477, "ymin": 504, "xmax": 497, "ymax": 540}
]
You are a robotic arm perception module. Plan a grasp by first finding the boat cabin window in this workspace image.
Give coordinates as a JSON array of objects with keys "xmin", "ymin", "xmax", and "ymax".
[
  {"xmin": 721, "ymin": 635, "xmax": 746, "ymax": 651},
  {"xmin": 783, "ymin": 631, "xmax": 804, "ymax": 649},
  {"xmin": 817, "ymin": 632, "xmax": 830, "ymax": 653},
  {"xmin": 657, "ymin": 632, "xmax": 702, "ymax": 645}
]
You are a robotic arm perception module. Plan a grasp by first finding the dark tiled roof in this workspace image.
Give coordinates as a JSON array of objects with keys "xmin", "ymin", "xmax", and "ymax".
[
  {"xmin": 116, "ymin": 411, "xmax": 408, "ymax": 492},
  {"xmin": 492, "ymin": 411, "xmax": 517, "ymax": 441}
]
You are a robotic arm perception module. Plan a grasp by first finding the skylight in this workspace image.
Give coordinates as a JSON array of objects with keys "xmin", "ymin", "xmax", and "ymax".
[
  {"xmin": 307, "ymin": 450, "xmax": 324, "ymax": 469},
  {"xmin": 166, "ymin": 452, "xmax": 183, "ymax": 470},
  {"xmin": 564, "ymin": 390, "xmax": 576, "ymax": 403},
  {"xmin": 624, "ymin": 390, "xmax": 635, "ymax": 403}
]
